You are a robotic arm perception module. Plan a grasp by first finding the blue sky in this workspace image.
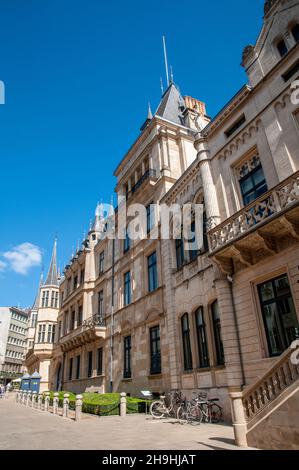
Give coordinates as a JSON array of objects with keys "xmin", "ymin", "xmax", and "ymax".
[{"xmin": 0, "ymin": 0, "xmax": 264, "ymax": 307}]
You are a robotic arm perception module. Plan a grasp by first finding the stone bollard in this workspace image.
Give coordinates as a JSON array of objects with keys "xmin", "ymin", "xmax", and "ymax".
[
  {"xmin": 75, "ymin": 394, "xmax": 83, "ymax": 421},
  {"xmin": 26, "ymin": 391, "xmax": 32, "ymax": 406},
  {"xmin": 16, "ymin": 391, "xmax": 20, "ymax": 403},
  {"xmin": 37, "ymin": 393, "xmax": 43, "ymax": 410},
  {"xmin": 44, "ymin": 392, "xmax": 50, "ymax": 412},
  {"xmin": 32, "ymin": 391, "xmax": 37, "ymax": 408},
  {"xmin": 22, "ymin": 390, "xmax": 27, "ymax": 405},
  {"xmin": 63, "ymin": 393, "xmax": 70, "ymax": 418},
  {"xmin": 53, "ymin": 392, "xmax": 59, "ymax": 414},
  {"xmin": 120, "ymin": 392, "xmax": 127, "ymax": 418}
]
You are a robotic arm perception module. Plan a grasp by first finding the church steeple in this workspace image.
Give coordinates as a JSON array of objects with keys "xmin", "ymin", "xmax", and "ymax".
[{"xmin": 44, "ymin": 239, "xmax": 59, "ymax": 286}]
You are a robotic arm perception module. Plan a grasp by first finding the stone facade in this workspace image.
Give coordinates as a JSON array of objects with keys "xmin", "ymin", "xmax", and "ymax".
[{"xmin": 28, "ymin": 0, "xmax": 299, "ymax": 430}]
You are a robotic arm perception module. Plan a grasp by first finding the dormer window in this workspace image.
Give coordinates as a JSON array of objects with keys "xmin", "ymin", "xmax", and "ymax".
[
  {"xmin": 292, "ymin": 24, "xmax": 299, "ymax": 43},
  {"xmin": 277, "ymin": 39, "xmax": 288, "ymax": 58}
]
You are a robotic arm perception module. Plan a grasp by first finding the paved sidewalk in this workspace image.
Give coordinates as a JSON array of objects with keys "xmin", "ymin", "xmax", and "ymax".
[{"xmin": 0, "ymin": 394, "xmax": 249, "ymax": 450}]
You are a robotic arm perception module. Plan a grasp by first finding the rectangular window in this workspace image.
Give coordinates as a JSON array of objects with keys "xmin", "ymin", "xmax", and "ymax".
[
  {"xmin": 31, "ymin": 313, "xmax": 37, "ymax": 328},
  {"xmin": 195, "ymin": 307, "xmax": 209, "ymax": 368},
  {"xmin": 78, "ymin": 306, "xmax": 83, "ymax": 326},
  {"xmin": 76, "ymin": 355, "xmax": 81, "ymax": 379},
  {"xmin": 64, "ymin": 313, "xmax": 68, "ymax": 335},
  {"xmin": 97, "ymin": 348, "xmax": 103, "ymax": 376},
  {"xmin": 225, "ymin": 115, "xmax": 246, "ymax": 138},
  {"xmin": 124, "ymin": 228, "xmax": 131, "ymax": 253},
  {"xmin": 150, "ymin": 326, "xmax": 161, "ymax": 374},
  {"xmin": 37, "ymin": 324, "xmax": 46, "ymax": 343},
  {"xmin": 176, "ymin": 237, "xmax": 185, "ymax": 269},
  {"xmin": 148, "ymin": 251, "xmax": 158, "ymax": 292},
  {"xmin": 124, "ymin": 271, "xmax": 131, "ymax": 306},
  {"xmin": 80, "ymin": 268, "xmax": 85, "ymax": 284},
  {"xmin": 98, "ymin": 290, "xmax": 104, "ymax": 315},
  {"xmin": 51, "ymin": 291, "xmax": 58, "ymax": 308},
  {"xmin": 99, "ymin": 251, "xmax": 105, "ymax": 274},
  {"xmin": 212, "ymin": 301, "xmax": 225, "ymax": 366},
  {"xmin": 47, "ymin": 324, "xmax": 56, "ymax": 343},
  {"xmin": 87, "ymin": 351, "xmax": 93, "ymax": 378},
  {"xmin": 258, "ymin": 274, "xmax": 299, "ymax": 357},
  {"xmin": 68, "ymin": 357, "xmax": 73, "ymax": 381},
  {"xmin": 73, "ymin": 275, "xmax": 78, "ymax": 291},
  {"xmin": 282, "ymin": 59, "xmax": 299, "ymax": 82},
  {"xmin": 146, "ymin": 203, "xmax": 154, "ymax": 233},
  {"xmin": 71, "ymin": 310, "xmax": 75, "ymax": 330},
  {"xmin": 237, "ymin": 154, "xmax": 268, "ymax": 206},
  {"xmin": 181, "ymin": 314, "xmax": 193, "ymax": 371},
  {"xmin": 124, "ymin": 336, "xmax": 132, "ymax": 378}
]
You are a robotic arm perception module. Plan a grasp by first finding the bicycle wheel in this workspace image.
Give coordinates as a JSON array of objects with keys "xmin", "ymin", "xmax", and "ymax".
[
  {"xmin": 177, "ymin": 406, "xmax": 188, "ymax": 424},
  {"xmin": 150, "ymin": 400, "xmax": 165, "ymax": 419},
  {"xmin": 209, "ymin": 403, "xmax": 223, "ymax": 423},
  {"xmin": 186, "ymin": 406, "xmax": 203, "ymax": 425}
]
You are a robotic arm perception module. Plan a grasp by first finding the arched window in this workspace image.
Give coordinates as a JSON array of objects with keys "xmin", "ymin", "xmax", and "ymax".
[
  {"xmin": 292, "ymin": 24, "xmax": 299, "ymax": 43},
  {"xmin": 181, "ymin": 314, "xmax": 193, "ymax": 371},
  {"xmin": 211, "ymin": 301, "xmax": 225, "ymax": 366},
  {"xmin": 195, "ymin": 307, "xmax": 209, "ymax": 368},
  {"xmin": 277, "ymin": 39, "xmax": 288, "ymax": 58},
  {"xmin": 175, "ymin": 237, "xmax": 185, "ymax": 269}
]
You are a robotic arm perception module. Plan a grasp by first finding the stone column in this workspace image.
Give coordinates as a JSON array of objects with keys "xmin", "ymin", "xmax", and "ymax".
[
  {"xmin": 75, "ymin": 394, "xmax": 83, "ymax": 421},
  {"xmin": 120, "ymin": 392, "xmax": 127, "ymax": 417},
  {"xmin": 53, "ymin": 392, "xmax": 59, "ymax": 414},
  {"xmin": 44, "ymin": 392, "xmax": 50, "ymax": 412},
  {"xmin": 37, "ymin": 393, "xmax": 43, "ymax": 410},
  {"xmin": 214, "ymin": 270, "xmax": 244, "ymax": 388},
  {"xmin": 63, "ymin": 393, "xmax": 69, "ymax": 418},
  {"xmin": 194, "ymin": 135, "xmax": 220, "ymax": 231},
  {"xmin": 32, "ymin": 391, "xmax": 37, "ymax": 408},
  {"xmin": 229, "ymin": 388, "xmax": 248, "ymax": 447},
  {"xmin": 26, "ymin": 391, "xmax": 31, "ymax": 406}
]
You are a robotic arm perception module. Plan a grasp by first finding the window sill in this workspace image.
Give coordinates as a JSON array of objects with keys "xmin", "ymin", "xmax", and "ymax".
[
  {"xmin": 148, "ymin": 373, "xmax": 162, "ymax": 379},
  {"xmin": 122, "ymin": 377, "xmax": 132, "ymax": 382}
]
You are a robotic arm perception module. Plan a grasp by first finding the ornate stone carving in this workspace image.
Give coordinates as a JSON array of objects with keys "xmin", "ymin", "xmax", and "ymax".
[
  {"xmin": 242, "ymin": 45, "xmax": 254, "ymax": 64},
  {"xmin": 264, "ymin": 0, "xmax": 278, "ymax": 15},
  {"xmin": 235, "ymin": 153, "xmax": 261, "ymax": 179}
]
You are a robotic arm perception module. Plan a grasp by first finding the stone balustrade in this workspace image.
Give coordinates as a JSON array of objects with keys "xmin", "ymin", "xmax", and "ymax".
[
  {"xmin": 230, "ymin": 344, "xmax": 299, "ymax": 446},
  {"xmin": 208, "ymin": 172, "xmax": 299, "ymax": 252}
]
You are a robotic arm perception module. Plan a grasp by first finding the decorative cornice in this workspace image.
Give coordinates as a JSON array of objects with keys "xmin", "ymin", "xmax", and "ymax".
[{"xmin": 264, "ymin": 0, "xmax": 280, "ymax": 16}]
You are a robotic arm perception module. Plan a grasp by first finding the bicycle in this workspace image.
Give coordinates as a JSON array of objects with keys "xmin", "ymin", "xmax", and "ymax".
[
  {"xmin": 177, "ymin": 391, "xmax": 223, "ymax": 425},
  {"xmin": 150, "ymin": 390, "xmax": 185, "ymax": 419}
]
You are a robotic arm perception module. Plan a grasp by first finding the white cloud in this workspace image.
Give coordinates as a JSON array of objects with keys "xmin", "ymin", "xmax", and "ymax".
[
  {"xmin": 0, "ymin": 260, "xmax": 7, "ymax": 272},
  {"xmin": 3, "ymin": 243, "xmax": 42, "ymax": 275}
]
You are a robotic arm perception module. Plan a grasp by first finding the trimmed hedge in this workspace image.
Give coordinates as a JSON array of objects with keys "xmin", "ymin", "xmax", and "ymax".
[{"xmin": 45, "ymin": 391, "xmax": 151, "ymax": 416}]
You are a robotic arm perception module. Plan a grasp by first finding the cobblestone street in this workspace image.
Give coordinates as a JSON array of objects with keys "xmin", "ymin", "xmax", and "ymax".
[{"xmin": 0, "ymin": 394, "xmax": 250, "ymax": 450}]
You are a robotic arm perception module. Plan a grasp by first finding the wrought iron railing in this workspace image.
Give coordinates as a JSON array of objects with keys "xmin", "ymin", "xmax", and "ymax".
[
  {"xmin": 82, "ymin": 313, "xmax": 106, "ymax": 329},
  {"xmin": 130, "ymin": 169, "xmax": 157, "ymax": 195},
  {"xmin": 208, "ymin": 172, "xmax": 299, "ymax": 252}
]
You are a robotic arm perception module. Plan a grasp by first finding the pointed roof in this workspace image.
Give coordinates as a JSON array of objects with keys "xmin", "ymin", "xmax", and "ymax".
[
  {"xmin": 32, "ymin": 272, "xmax": 43, "ymax": 310},
  {"xmin": 155, "ymin": 82, "xmax": 185, "ymax": 125},
  {"xmin": 44, "ymin": 239, "xmax": 59, "ymax": 286}
]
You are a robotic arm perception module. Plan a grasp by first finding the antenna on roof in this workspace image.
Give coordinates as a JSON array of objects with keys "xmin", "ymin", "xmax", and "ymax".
[
  {"xmin": 160, "ymin": 77, "xmax": 164, "ymax": 95},
  {"xmin": 162, "ymin": 36, "xmax": 170, "ymax": 87}
]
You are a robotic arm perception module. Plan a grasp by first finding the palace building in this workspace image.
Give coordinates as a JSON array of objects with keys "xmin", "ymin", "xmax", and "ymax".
[{"xmin": 27, "ymin": 0, "xmax": 299, "ymax": 448}]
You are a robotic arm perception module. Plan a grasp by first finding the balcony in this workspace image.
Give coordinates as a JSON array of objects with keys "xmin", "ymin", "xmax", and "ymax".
[
  {"xmin": 208, "ymin": 172, "xmax": 299, "ymax": 273},
  {"xmin": 60, "ymin": 314, "xmax": 106, "ymax": 352},
  {"xmin": 127, "ymin": 169, "xmax": 158, "ymax": 199}
]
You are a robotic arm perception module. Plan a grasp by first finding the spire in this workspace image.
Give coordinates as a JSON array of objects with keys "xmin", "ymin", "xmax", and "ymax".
[
  {"xmin": 44, "ymin": 239, "xmax": 59, "ymax": 286},
  {"xmin": 140, "ymin": 102, "xmax": 153, "ymax": 131},
  {"xmin": 32, "ymin": 272, "xmax": 43, "ymax": 310}
]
